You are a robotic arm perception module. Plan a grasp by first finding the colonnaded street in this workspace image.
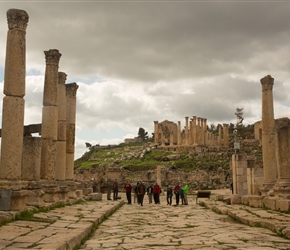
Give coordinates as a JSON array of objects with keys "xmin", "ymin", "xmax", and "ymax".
[{"xmin": 80, "ymin": 194, "xmax": 290, "ymax": 250}]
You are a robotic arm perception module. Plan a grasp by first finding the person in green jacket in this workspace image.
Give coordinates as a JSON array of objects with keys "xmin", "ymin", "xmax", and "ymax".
[{"xmin": 182, "ymin": 184, "xmax": 189, "ymax": 205}]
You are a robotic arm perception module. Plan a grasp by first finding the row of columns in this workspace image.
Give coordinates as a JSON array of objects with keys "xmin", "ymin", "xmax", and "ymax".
[
  {"xmin": 0, "ymin": 9, "xmax": 78, "ymax": 181},
  {"xmin": 154, "ymin": 118, "xmax": 229, "ymax": 147}
]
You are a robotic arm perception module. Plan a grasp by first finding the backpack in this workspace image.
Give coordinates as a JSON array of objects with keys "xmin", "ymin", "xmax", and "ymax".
[{"xmin": 113, "ymin": 182, "xmax": 117, "ymax": 189}]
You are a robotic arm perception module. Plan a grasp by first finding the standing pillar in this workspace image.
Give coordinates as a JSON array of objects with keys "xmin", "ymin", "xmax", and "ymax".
[
  {"xmin": 260, "ymin": 75, "xmax": 277, "ymax": 194},
  {"xmin": 66, "ymin": 83, "xmax": 79, "ymax": 180},
  {"xmin": 154, "ymin": 121, "xmax": 159, "ymax": 144},
  {"xmin": 40, "ymin": 49, "xmax": 62, "ymax": 180},
  {"xmin": 55, "ymin": 72, "xmax": 67, "ymax": 180},
  {"xmin": 177, "ymin": 121, "xmax": 181, "ymax": 145},
  {"xmin": 223, "ymin": 124, "xmax": 229, "ymax": 147},
  {"xmin": 197, "ymin": 117, "xmax": 201, "ymax": 144},
  {"xmin": 218, "ymin": 125, "xmax": 222, "ymax": 146},
  {"xmin": 273, "ymin": 118, "xmax": 290, "ymax": 197},
  {"xmin": 0, "ymin": 9, "xmax": 29, "ymax": 179},
  {"xmin": 185, "ymin": 117, "xmax": 189, "ymax": 145},
  {"xmin": 203, "ymin": 118, "xmax": 207, "ymax": 145},
  {"xmin": 192, "ymin": 116, "xmax": 197, "ymax": 145}
]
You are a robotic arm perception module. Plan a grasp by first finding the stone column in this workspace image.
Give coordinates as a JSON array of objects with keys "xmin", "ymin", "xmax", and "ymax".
[
  {"xmin": 260, "ymin": 75, "xmax": 277, "ymax": 194},
  {"xmin": 223, "ymin": 124, "xmax": 229, "ymax": 147},
  {"xmin": 218, "ymin": 125, "xmax": 222, "ymax": 146},
  {"xmin": 55, "ymin": 72, "xmax": 67, "ymax": 180},
  {"xmin": 192, "ymin": 116, "xmax": 197, "ymax": 145},
  {"xmin": 232, "ymin": 154, "xmax": 248, "ymax": 195},
  {"xmin": 170, "ymin": 133, "xmax": 174, "ymax": 146},
  {"xmin": 177, "ymin": 121, "xmax": 181, "ymax": 145},
  {"xmin": 185, "ymin": 117, "xmax": 189, "ymax": 145},
  {"xmin": 154, "ymin": 121, "xmax": 159, "ymax": 144},
  {"xmin": 273, "ymin": 118, "xmax": 290, "ymax": 197},
  {"xmin": 203, "ymin": 118, "xmax": 207, "ymax": 145},
  {"xmin": 197, "ymin": 117, "xmax": 201, "ymax": 144},
  {"xmin": 66, "ymin": 83, "xmax": 79, "ymax": 180},
  {"xmin": 0, "ymin": 9, "xmax": 29, "ymax": 179},
  {"xmin": 40, "ymin": 49, "xmax": 62, "ymax": 180}
]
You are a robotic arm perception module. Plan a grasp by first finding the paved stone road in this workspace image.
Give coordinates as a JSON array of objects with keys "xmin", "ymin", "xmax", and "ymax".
[{"xmin": 80, "ymin": 196, "xmax": 290, "ymax": 250}]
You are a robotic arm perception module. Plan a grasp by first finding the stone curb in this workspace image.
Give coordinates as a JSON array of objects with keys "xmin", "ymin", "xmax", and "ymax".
[{"xmin": 200, "ymin": 199, "xmax": 290, "ymax": 240}]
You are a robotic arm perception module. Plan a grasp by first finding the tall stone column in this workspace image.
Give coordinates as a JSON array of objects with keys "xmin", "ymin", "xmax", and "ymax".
[
  {"xmin": 40, "ymin": 49, "xmax": 62, "ymax": 180},
  {"xmin": 260, "ymin": 75, "xmax": 277, "ymax": 194},
  {"xmin": 273, "ymin": 118, "xmax": 290, "ymax": 197},
  {"xmin": 66, "ymin": 83, "xmax": 79, "ymax": 180},
  {"xmin": 192, "ymin": 116, "xmax": 197, "ymax": 145},
  {"xmin": 223, "ymin": 124, "xmax": 229, "ymax": 147},
  {"xmin": 177, "ymin": 121, "xmax": 181, "ymax": 145},
  {"xmin": 0, "ymin": 9, "xmax": 29, "ymax": 179},
  {"xmin": 197, "ymin": 117, "xmax": 201, "ymax": 144},
  {"xmin": 218, "ymin": 125, "xmax": 222, "ymax": 146},
  {"xmin": 203, "ymin": 118, "xmax": 207, "ymax": 145},
  {"xmin": 154, "ymin": 121, "xmax": 159, "ymax": 144},
  {"xmin": 55, "ymin": 72, "xmax": 67, "ymax": 180},
  {"xmin": 185, "ymin": 117, "xmax": 189, "ymax": 145}
]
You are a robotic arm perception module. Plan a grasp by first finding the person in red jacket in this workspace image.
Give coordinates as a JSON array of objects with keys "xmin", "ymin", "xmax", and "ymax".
[
  {"xmin": 174, "ymin": 183, "xmax": 181, "ymax": 205},
  {"xmin": 124, "ymin": 181, "xmax": 132, "ymax": 204},
  {"xmin": 153, "ymin": 182, "xmax": 161, "ymax": 204}
]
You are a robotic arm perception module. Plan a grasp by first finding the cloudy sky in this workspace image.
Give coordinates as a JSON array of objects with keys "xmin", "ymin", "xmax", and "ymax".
[{"xmin": 1, "ymin": 0, "xmax": 290, "ymax": 160}]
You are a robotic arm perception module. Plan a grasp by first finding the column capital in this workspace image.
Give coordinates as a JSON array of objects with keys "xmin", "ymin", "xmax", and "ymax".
[
  {"xmin": 66, "ymin": 83, "xmax": 79, "ymax": 97},
  {"xmin": 44, "ymin": 49, "xmax": 62, "ymax": 66},
  {"xmin": 261, "ymin": 75, "xmax": 274, "ymax": 91},
  {"xmin": 7, "ymin": 9, "xmax": 29, "ymax": 30},
  {"xmin": 58, "ymin": 72, "xmax": 67, "ymax": 85}
]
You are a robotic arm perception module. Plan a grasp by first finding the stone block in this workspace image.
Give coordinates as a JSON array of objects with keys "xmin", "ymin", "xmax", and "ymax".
[
  {"xmin": 55, "ymin": 141, "xmax": 66, "ymax": 180},
  {"xmin": 40, "ymin": 139, "xmax": 57, "ymax": 180},
  {"xmin": 83, "ymin": 188, "xmax": 93, "ymax": 196},
  {"xmin": 276, "ymin": 199, "xmax": 290, "ymax": 212},
  {"xmin": 87, "ymin": 192, "xmax": 102, "ymax": 201},
  {"xmin": 41, "ymin": 106, "xmax": 58, "ymax": 140},
  {"xmin": 25, "ymin": 189, "xmax": 45, "ymax": 207},
  {"xmin": 263, "ymin": 196, "xmax": 277, "ymax": 210},
  {"xmin": 10, "ymin": 190, "xmax": 28, "ymax": 211},
  {"xmin": 66, "ymin": 153, "xmax": 75, "ymax": 180},
  {"xmin": 0, "ymin": 189, "xmax": 12, "ymax": 211},
  {"xmin": 242, "ymin": 195, "xmax": 263, "ymax": 208},
  {"xmin": 66, "ymin": 123, "xmax": 75, "ymax": 153},
  {"xmin": 231, "ymin": 195, "xmax": 241, "ymax": 204},
  {"xmin": 22, "ymin": 137, "xmax": 41, "ymax": 180},
  {"xmin": 57, "ymin": 121, "xmax": 66, "ymax": 141}
]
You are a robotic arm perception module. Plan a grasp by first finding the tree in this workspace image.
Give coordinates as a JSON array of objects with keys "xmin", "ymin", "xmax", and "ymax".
[
  {"xmin": 138, "ymin": 127, "xmax": 148, "ymax": 141},
  {"xmin": 85, "ymin": 142, "xmax": 92, "ymax": 149}
]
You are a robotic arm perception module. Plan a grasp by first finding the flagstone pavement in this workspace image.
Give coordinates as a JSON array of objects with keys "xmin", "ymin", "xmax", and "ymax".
[{"xmin": 0, "ymin": 190, "xmax": 290, "ymax": 249}]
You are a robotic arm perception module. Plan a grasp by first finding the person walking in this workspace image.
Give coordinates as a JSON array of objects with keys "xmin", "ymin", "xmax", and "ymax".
[
  {"xmin": 134, "ymin": 182, "xmax": 140, "ymax": 204},
  {"xmin": 124, "ymin": 181, "xmax": 132, "ymax": 204},
  {"xmin": 182, "ymin": 184, "xmax": 189, "ymax": 205},
  {"xmin": 174, "ymin": 183, "xmax": 181, "ymax": 205},
  {"xmin": 153, "ymin": 182, "xmax": 161, "ymax": 204},
  {"xmin": 103, "ymin": 180, "xmax": 112, "ymax": 200},
  {"xmin": 113, "ymin": 179, "xmax": 119, "ymax": 201},
  {"xmin": 137, "ymin": 181, "xmax": 146, "ymax": 206},
  {"xmin": 146, "ymin": 184, "xmax": 153, "ymax": 204},
  {"xmin": 166, "ymin": 185, "xmax": 173, "ymax": 205}
]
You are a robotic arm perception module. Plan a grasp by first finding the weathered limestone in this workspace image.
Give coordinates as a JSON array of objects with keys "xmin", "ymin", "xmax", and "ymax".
[
  {"xmin": 177, "ymin": 121, "xmax": 181, "ymax": 145},
  {"xmin": 192, "ymin": 116, "xmax": 197, "ymax": 145},
  {"xmin": 22, "ymin": 137, "xmax": 42, "ymax": 180},
  {"xmin": 273, "ymin": 117, "xmax": 290, "ymax": 198},
  {"xmin": 260, "ymin": 75, "xmax": 277, "ymax": 194},
  {"xmin": 55, "ymin": 72, "xmax": 67, "ymax": 180},
  {"xmin": 41, "ymin": 49, "xmax": 62, "ymax": 180},
  {"xmin": 185, "ymin": 117, "xmax": 189, "ymax": 145},
  {"xmin": 223, "ymin": 123, "xmax": 229, "ymax": 147},
  {"xmin": 232, "ymin": 154, "xmax": 247, "ymax": 195},
  {"xmin": 154, "ymin": 121, "xmax": 159, "ymax": 144},
  {"xmin": 0, "ymin": 9, "xmax": 28, "ymax": 180},
  {"xmin": 66, "ymin": 83, "xmax": 79, "ymax": 180}
]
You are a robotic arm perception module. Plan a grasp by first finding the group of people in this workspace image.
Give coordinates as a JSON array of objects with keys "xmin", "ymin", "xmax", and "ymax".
[{"xmin": 102, "ymin": 179, "xmax": 189, "ymax": 206}]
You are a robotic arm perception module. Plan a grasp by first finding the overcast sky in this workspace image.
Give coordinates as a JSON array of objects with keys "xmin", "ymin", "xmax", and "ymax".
[{"xmin": 1, "ymin": 0, "xmax": 290, "ymax": 160}]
